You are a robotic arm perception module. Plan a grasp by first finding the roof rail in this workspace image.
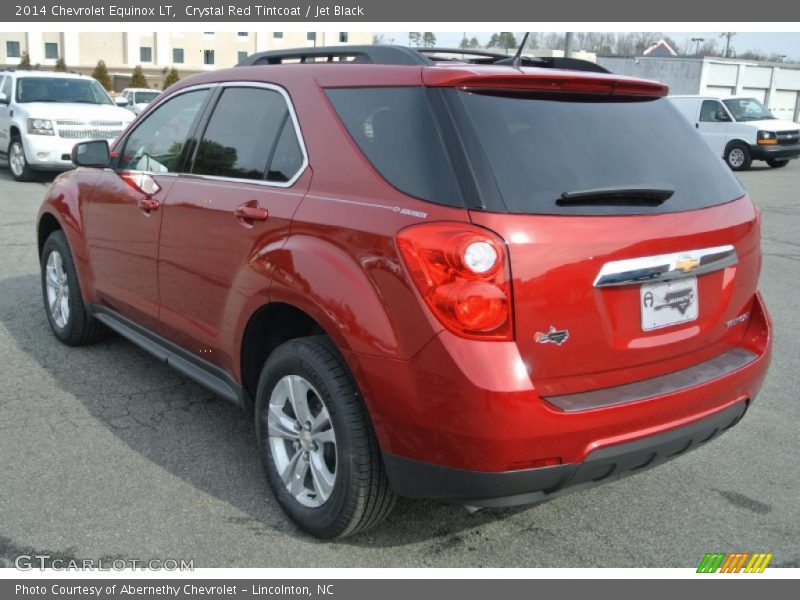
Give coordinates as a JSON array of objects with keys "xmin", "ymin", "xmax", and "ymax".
[
  {"xmin": 237, "ymin": 45, "xmax": 431, "ymax": 67},
  {"xmin": 237, "ymin": 45, "xmax": 610, "ymax": 74}
]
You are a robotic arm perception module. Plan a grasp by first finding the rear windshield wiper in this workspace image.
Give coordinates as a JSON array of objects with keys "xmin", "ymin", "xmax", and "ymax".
[{"xmin": 557, "ymin": 187, "xmax": 674, "ymax": 207}]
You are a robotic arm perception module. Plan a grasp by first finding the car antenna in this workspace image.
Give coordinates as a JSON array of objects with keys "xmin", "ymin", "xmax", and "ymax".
[
  {"xmin": 512, "ymin": 32, "xmax": 530, "ymax": 69},
  {"xmin": 494, "ymin": 33, "xmax": 530, "ymax": 70}
]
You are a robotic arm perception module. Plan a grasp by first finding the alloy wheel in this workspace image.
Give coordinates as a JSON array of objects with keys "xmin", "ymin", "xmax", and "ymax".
[
  {"xmin": 728, "ymin": 148, "xmax": 745, "ymax": 168},
  {"xmin": 9, "ymin": 142, "xmax": 26, "ymax": 178},
  {"xmin": 266, "ymin": 374, "xmax": 337, "ymax": 508},
  {"xmin": 45, "ymin": 250, "xmax": 70, "ymax": 329}
]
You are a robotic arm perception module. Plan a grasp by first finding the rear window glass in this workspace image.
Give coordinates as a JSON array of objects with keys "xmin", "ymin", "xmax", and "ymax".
[
  {"xmin": 457, "ymin": 92, "xmax": 744, "ymax": 215},
  {"xmin": 326, "ymin": 87, "xmax": 462, "ymax": 207}
]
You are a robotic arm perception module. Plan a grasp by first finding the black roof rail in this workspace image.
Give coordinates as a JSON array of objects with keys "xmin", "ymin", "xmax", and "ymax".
[
  {"xmin": 237, "ymin": 45, "xmax": 610, "ymax": 74},
  {"xmin": 237, "ymin": 45, "xmax": 432, "ymax": 67}
]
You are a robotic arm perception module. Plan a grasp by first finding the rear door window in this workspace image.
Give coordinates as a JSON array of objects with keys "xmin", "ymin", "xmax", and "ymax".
[
  {"xmin": 191, "ymin": 86, "xmax": 302, "ymax": 183},
  {"xmin": 455, "ymin": 91, "xmax": 744, "ymax": 215}
]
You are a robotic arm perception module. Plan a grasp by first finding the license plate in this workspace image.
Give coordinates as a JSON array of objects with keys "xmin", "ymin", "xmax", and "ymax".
[{"xmin": 640, "ymin": 277, "xmax": 698, "ymax": 331}]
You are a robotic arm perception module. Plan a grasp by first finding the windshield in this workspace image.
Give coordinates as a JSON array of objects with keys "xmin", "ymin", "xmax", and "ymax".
[
  {"xmin": 16, "ymin": 77, "xmax": 112, "ymax": 105},
  {"xmin": 134, "ymin": 91, "xmax": 159, "ymax": 104},
  {"xmin": 723, "ymin": 97, "xmax": 775, "ymax": 121},
  {"xmin": 456, "ymin": 91, "xmax": 744, "ymax": 215}
]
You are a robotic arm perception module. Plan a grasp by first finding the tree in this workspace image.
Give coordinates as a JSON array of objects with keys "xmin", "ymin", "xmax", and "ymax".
[
  {"xmin": 373, "ymin": 34, "xmax": 385, "ymax": 45},
  {"xmin": 163, "ymin": 67, "xmax": 180, "ymax": 89},
  {"xmin": 468, "ymin": 37, "xmax": 480, "ymax": 49},
  {"xmin": 55, "ymin": 57, "xmax": 68, "ymax": 72},
  {"xmin": 129, "ymin": 65, "xmax": 148, "ymax": 89},
  {"xmin": 422, "ymin": 32, "xmax": 436, "ymax": 48},
  {"xmin": 408, "ymin": 32, "xmax": 421, "ymax": 47},
  {"xmin": 91, "ymin": 60, "xmax": 113, "ymax": 90},
  {"xmin": 459, "ymin": 36, "xmax": 470, "ymax": 49},
  {"xmin": 19, "ymin": 52, "xmax": 31, "ymax": 69}
]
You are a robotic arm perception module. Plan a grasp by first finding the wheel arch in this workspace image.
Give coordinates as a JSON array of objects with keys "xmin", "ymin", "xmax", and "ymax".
[{"xmin": 37, "ymin": 212, "xmax": 62, "ymax": 257}]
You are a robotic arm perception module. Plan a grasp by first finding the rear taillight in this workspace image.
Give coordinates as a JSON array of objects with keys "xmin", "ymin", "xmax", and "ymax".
[{"xmin": 397, "ymin": 223, "xmax": 513, "ymax": 340}]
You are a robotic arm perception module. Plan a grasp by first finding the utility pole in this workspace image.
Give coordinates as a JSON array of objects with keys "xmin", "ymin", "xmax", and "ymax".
[
  {"xmin": 720, "ymin": 32, "xmax": 736, "ymax": 58},
  {"xmin": 564, "ymin": 32, "xmax": 574, "ymax": 58},
  {"xmin": 691, "ymin": 37, "xmax": 705, "ymax": 56}
]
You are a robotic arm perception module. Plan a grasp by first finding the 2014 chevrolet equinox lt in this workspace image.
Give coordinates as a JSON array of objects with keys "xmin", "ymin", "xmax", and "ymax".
[{"xmin": 37, "ymin": 46, "xmax": 772, "ymax": 538}]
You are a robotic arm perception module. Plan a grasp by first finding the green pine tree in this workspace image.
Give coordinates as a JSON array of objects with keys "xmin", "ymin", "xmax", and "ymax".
[
  {"xmin": 91, "ymin": 60, "xmax": 113, "ymax": 90},
  {"xmin": 129, "ymin": 65, "xmax": 149, "ymax": 89},
  {"xmin": 55, "ymin": 57, "xmax": 68, "ymax": 72},
  {"xmin": 162, "ymin": 67, "xmax": 180, "ymax": 89},
  {"xmin": 19, "ymin": 52, "xmax": 31, "ymax": 69}
]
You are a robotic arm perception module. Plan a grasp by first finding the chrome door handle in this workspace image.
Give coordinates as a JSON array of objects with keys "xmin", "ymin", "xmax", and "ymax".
[{"xmin": 138, "ymin": 198, "xmax": 160, "ymax": 212}]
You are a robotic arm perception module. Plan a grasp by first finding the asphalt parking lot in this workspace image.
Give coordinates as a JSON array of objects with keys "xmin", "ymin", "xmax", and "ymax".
[{"xmin": 0, "ymin": 162, "xmax": 798, "ymax": 569}]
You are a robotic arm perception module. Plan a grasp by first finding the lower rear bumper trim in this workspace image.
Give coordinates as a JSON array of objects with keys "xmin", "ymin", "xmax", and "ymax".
[{"xmin": 383, "ymin": 399, "xmax": 748, "ymax": 507}]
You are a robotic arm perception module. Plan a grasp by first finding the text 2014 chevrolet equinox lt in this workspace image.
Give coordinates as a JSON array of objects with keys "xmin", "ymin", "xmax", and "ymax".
[{"xmin": 37, "ymin": 46, "xmax": 772, "ymax": 538}]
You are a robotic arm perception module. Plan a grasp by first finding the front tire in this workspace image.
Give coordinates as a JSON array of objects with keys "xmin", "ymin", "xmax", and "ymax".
[
  {"xmin": 255, "ymin": 336, "xmax": 396, "ymax": 538},
  {"xmin": 725, "ymin": 143, "xmax": 752, "ymax": 171},
  {"xmin": 8, "ymin": 136, "xmax": 35, "ymax": 182},
  {"xmin": 766, "ymin": 158, "xmax": 790, "ymax": 169},
  {"xmin": 40, "ymin": 230, "xmax": 106, "ymax": 346}
]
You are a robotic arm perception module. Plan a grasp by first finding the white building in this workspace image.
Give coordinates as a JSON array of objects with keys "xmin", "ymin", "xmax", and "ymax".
[{"xmin": 598, "ymin": 56, "xmax": 800, "ymax": 121}]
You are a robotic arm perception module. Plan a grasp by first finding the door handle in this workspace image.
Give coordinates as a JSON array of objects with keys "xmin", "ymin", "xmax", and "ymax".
[
  {"xmin": 695, "ymin": 123, "xmax": 699, "ymax": 129},
  {"xmin": 235, "ymin": 205, "xmax": 269, "ymax": 222},
  {"xmin": 138, "ymin": 198, "xmax": 160, "ymax": 212}
]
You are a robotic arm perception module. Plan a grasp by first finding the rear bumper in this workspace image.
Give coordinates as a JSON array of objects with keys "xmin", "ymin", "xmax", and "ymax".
[
  {"xmin": 349, "ymin": 292, "xmax": 771, "ymax": 503},
  {"xmin": 749, "ymin": 142, "xmax": 800, "ymax": 161},
  {"xmin": 383, "ymin": 399, "xmax": 748, "ymax": 507}
]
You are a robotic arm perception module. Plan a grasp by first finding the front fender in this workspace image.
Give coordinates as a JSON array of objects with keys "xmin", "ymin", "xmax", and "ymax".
[
  {"xmin": 269, "ymin": 234, "xmax": 440, "ymax": 360},
  {"xmin": 37, "ymin": 169, "xmax": 102, "ymax": 302}
]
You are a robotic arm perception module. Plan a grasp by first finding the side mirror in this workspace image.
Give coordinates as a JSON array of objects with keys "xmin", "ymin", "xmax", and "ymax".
[
  {"xmin": 71, "ymin": 140, "xmax": 110, "ymax": 168},
  {"xmin": 114, "ymin": 96, "xmax": 130, "ymax": 107},
  {"xmin": 0, "ymin": 92, "xmax": 8, "ymax": 105}
]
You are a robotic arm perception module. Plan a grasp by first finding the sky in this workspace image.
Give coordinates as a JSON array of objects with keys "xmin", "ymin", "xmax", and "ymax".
[{"xmin": 378, "ymin": 32, "xmax": 800, "ymax": 60}]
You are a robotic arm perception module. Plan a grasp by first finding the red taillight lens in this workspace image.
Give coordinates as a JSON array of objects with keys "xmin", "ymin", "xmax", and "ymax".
[{"xmin": 397, "ymin": 223, "xmax": 513, "ymax": 340}]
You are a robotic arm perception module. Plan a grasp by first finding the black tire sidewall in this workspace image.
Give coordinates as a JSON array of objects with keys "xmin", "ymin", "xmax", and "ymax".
[
  {"xmin": 767, "ymin": 159, "xmax": 789, "ymax": 168},
  {"xmin": 255, "ymin": 339, "xmax": 362, "ymax": 538}
]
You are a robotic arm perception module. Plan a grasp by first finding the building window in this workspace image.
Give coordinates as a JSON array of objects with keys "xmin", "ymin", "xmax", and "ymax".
[
  {"xmin": 140, "ymin": 46, "xmax": 153, "ymax": 62},
  {"xmin": 237, "ymin": 51, "xmax": 248, "ymax": 64},
  {"xmin": 203, "ymin": 32, "xmax": 215, "ymax": 39},
  {"xmin": 339, "ymin": 32, "xmax": 349, "ymax": 43},
  {"xmin": 274, "ymin": 32, "xmax": 283, "ymax": 39},
  {"xmin": 237, "ymin": 32, "xmax": 248, "ymax": 38},
  {"xmin": 44, "ymin": 43, "xmax": 58, "ymax": 60},
  {"xmin": 6, "ymin": 41, "xmax": 20, "ymax": 58},
  {"xmin": 203, "ymin": 50, "xmax": 215, "ymax": 65},
  {"xmin": 172, "ymin": 48, "xmax": 184, "ymax": 64},
  {"xmin": 307, "ymin": 32, "xmax": 316, "ymax": 42}
]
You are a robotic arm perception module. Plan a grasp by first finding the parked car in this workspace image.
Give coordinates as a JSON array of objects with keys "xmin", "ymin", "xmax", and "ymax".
[
  {"xmin": 670, "ymin": 95, "xmax": 800, "ymax": 170},
  {"xmin": 0, "ymin": 70, "xmax": 134, "ymax": 181},
  {"xmin": 37, "ymin": 46, "xmax": 772, "ymax": 538},
  {"xmin": 118, "ymin": 87, "xmax": 160, "ymax": 115}
]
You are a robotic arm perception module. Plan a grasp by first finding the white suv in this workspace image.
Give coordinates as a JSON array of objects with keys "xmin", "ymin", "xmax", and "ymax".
[
  {"xmin": 0, "ymin": 70, "xmax": 135, "ymax": 181},
  {"xmin": 119, "ymin": 87, "xmax": 160, "ymax": 115}
]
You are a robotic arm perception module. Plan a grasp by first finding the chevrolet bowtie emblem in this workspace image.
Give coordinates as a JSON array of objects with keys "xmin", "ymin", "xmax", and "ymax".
[{"xmin": 675, "ymin": 257, "xmax": 701, "ymax": 273}]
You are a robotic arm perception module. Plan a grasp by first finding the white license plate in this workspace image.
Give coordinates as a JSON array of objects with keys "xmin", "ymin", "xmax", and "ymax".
[{"xmin": 640, "ymin": 277, "xmax": 698, "ymax": 331}]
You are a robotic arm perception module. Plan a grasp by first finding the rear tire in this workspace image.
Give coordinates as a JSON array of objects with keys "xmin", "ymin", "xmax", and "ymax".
[
  {"xmin": 255, "ymin": 335, "xmax": 396, "ymax": 538},
  {"xmin": 8, "ymin": 136, "xmax": 35, "ymax": 182},
  {"xmin": 725, "ymin": 143, "xmax": 752, "ymax": 171},
  {"xmin": 766, "ymin": 158, "xmax": 790, "ymax": 169},
  {"xmin": 40, "ymin": 230, "xmax": 106, "ymax": 346}
]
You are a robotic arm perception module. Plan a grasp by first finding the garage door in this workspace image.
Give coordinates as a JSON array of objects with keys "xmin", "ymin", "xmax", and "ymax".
[
  {"xmin": 770, "ymin": 89, "xmax": 800, "ymax": 121},
  {"xmin": 741, "ymin": 87, "xmax": 767, "ymax": 103},
  {"xmin": 706, "ymin": 85, "xmax": 735, "ymax": 98}
]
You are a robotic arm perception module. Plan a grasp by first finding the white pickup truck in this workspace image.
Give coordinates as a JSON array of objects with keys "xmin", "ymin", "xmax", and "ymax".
[{"xmin": 0, "ymin": 70, "xmax": 135, "ymax": 181}]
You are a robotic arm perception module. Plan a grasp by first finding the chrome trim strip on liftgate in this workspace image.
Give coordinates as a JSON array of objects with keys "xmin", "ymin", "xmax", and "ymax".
[{"xmin": 593, "ymin": 245, "xmax": 738, "ymax": 288}]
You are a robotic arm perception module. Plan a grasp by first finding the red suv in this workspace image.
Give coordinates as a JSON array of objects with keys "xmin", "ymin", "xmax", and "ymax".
[{"xmin": 37, "ymin": 46, "xmax": 772, "ymax": 538}]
